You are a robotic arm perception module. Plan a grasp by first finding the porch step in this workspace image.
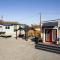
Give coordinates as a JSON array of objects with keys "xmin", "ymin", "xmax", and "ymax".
[{"xmin": 35, "ymin": 43, "xmax": 60, "ymax": 54}]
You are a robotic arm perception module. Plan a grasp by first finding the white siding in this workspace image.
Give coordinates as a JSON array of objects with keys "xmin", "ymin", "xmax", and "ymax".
[
  {"xmin": 0, "ymin": 25, "xmax": 20, "ymax": 37},
  {"xmin": 0, "ymin": 25, "xmax": 3, "ymax": 32}
]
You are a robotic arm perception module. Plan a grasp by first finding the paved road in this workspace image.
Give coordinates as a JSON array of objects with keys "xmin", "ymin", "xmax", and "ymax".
[{"xmin": 0, "ymin": 37, "xmax": 60, "ymax": 60}]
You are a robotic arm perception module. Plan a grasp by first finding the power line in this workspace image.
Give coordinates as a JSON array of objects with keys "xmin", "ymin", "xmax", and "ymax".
[{"xmin": 19, "ymin": 12, "xmax": 40, "ymax": 21}]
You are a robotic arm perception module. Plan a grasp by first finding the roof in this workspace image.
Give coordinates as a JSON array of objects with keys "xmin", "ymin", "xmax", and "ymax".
[
  {"xmin": 0, "ymin": 20, "xmax": 19, "ymax": 25},
  {"xmin": 42, "ymin": 19, "xmax": 60, "ymax": 27},
  {"xmin": 42, "ymin": 19, "xmax": 60, "ymax": 23}
]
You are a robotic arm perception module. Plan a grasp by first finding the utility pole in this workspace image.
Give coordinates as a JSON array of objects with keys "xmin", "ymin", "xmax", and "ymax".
[
  {"xmin": 39, "ymin": 13, "xmax": 42, "ymax": 42},
  {"xmin": 40, "ymin": 13, "xmax": 41, "ymax": 37}
]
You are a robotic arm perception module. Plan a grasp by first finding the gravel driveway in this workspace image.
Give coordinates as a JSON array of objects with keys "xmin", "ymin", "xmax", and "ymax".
[{"xmin": 0, "ymin": 37, "xmax": 60, "ymax": 60}]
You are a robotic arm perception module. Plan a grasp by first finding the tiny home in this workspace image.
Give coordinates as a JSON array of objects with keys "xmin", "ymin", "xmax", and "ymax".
[
  {"xmin": 42, "ymin": 19, "xmax": 60, "ymax": 44},
  {"xmin": 0, "ymin": 20, "xmax": 20, "ymax": 37}
]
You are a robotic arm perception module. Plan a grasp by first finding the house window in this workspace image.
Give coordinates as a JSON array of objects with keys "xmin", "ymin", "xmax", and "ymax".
[
  {"xmin": 0, "ymin": 26, "xmax": 2, "ymax": 28},
  {"xmin": 5, "ymin": 26, "xmax": 10, "ymax": 29}
]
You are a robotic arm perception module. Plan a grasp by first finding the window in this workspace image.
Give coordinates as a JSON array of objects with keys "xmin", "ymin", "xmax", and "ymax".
[
  {"xmin": 0, "ymin": 26, "xmax": 2, "ymax": 28},
  {"xmin": 45, "ymin": 29, "xmax": 51, "ymax": 42},
  {"xmin": 5, "ymin": 26, "xmax": 10, "ymax": 29}
]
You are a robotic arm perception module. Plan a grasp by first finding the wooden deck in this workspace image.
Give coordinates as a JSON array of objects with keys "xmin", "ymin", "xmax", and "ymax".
[{"xmin": 35, "ymin": 43, "xmax": 60, "ymax": 54}]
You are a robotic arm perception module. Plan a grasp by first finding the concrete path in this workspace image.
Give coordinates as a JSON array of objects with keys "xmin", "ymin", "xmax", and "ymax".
[{"xmin": 0, "ymin": 37, "xmax": 60, "ymax": 60}]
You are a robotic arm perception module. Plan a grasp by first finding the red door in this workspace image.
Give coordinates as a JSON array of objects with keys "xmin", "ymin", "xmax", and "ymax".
[{"xmin": 49, "ymin": 30, "xmax": 52, "ymax": 42}]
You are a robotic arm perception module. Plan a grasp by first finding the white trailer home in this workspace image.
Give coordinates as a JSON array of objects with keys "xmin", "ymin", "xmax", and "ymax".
[{"xmin": 0, "ymin": 20, "xmax": 20, "ymax": 37}]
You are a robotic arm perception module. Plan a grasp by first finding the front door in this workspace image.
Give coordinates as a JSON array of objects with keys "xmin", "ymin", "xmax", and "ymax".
[{"xmin": 49, "ymin": 30, "xmax": 52, "ymax": 42}]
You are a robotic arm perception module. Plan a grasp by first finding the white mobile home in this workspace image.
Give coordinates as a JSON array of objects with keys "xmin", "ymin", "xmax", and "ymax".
[{"xmin": 0, "ymin": 20, "xmax": 20, "ymax": 37}]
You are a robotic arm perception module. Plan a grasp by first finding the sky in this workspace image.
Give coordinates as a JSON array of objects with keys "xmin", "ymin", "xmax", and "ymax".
[{"xmin": 0, "ymin": 0, "xmax": 60, "ymax": 25}]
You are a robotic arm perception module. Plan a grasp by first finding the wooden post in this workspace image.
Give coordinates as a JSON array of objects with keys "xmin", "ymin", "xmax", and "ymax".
[
  {"xmin": 16, "ymin": 29, "xmax": 17, "ymax": 39},
  {"xmin": 25, "ymin": 25, "xmax": 28, "ymax": 41},
  {"xmin": 15, "ymin": 25, "xmax": 17, "ymax": 39}
]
